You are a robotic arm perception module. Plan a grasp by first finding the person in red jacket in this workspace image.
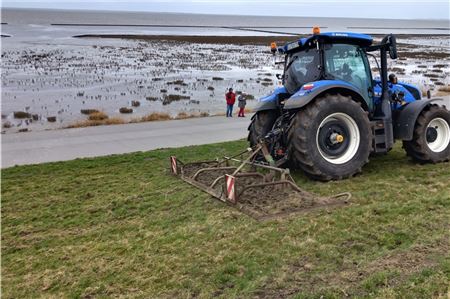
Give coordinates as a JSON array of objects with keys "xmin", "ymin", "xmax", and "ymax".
[{"xmin": 225, "ymin": 88, "xmax": 236, "ymax": 117}]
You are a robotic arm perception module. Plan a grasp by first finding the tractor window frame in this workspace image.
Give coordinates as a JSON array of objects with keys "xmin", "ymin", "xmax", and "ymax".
[{"xmin": 283, "ymin": 45, "xmax": 322, "ymax": 94}]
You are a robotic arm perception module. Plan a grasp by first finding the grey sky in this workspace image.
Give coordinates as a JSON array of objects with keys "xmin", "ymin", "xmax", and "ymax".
[{"xmin": 2, "ymin": 0, "xmax": 450, "ymax": 20}]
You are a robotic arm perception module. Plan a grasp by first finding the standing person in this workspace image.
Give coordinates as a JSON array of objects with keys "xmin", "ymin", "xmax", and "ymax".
[
  {"xmin": 225, "ymin": 88, "xmax": 236, "ymax": 117},
  {"xmin": 237, "ymin": 92, "xmax": 247, "ymax": 117}
]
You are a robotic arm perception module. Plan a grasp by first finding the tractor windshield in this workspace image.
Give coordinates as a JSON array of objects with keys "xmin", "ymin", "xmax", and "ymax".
[{"xmin": 284, "ymin": 48, "xmax": 321, "ymax": 94}]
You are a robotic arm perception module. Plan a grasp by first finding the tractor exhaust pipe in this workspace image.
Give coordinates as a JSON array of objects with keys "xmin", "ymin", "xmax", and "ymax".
[{"xmin": 374, "ymin": 34, "xmax": 396, "ymax": 152}]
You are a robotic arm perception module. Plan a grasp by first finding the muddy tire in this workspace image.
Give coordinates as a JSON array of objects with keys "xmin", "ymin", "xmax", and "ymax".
[
  {"xmin": 402, "ymin": 105, "xmax": 450, "ymax": 163},
  {"xmin": 248, "ymin": 110, "xmax": 279, "ymax": 147},
  {"xmin": 287, "ymin": 94, "xmax": 372, "ymax": 181}
]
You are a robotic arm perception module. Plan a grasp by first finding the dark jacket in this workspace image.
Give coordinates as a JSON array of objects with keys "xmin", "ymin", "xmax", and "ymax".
[{"xmin": 238, "ymin": 95, "xmax": 246, "ymax": 108}]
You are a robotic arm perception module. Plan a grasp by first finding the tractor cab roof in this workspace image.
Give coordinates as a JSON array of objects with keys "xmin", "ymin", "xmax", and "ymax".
[{"xmin": 281, "ymin": 32, "xmax": 373, "ymax": 54}]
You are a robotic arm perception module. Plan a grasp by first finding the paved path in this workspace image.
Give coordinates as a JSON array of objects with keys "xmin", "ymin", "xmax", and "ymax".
[
  {"xmin": 1, "ymin": 116, "xmax": 251, "ymax": 168},
  {"xmin": 2, "ymin": 97, "xmax": 448, "ymax": 168}
]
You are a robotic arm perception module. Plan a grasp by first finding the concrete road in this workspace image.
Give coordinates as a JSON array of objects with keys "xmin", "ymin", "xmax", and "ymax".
[
  {"xmin": 2, "ymin": 97, "xmax": 448, "ymax": 168},
  {"xmin": 1, "ymin": 116, "xmax": 251, "ymax": 168}
]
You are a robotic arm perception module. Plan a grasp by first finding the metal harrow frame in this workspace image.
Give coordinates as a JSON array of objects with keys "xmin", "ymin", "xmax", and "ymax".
[{"xmin": 169, "ymin": 144, "xmax": 351, "ymax": 220}]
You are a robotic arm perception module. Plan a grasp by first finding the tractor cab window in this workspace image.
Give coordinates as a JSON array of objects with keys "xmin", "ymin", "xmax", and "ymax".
[
  {"xmin": 324, "ymin": 44, "xmax": 372, "ymax": 99},
  {"xmin": 284, "ymin": 48, "xmax": 321, "ymax": 94}
]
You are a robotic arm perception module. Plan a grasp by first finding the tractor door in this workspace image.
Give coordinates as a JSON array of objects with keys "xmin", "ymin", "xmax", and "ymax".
[{"xmin": 324, "ymin": 44, "xmax": 373, "ymax": 108}]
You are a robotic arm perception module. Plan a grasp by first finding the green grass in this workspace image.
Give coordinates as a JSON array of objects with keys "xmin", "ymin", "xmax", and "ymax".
[{"xmin": 2, "ymin": 140, "xmax": 449, "ymax": 298}]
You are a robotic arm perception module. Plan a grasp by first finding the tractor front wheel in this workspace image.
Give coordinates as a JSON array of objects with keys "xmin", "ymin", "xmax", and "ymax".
[
  {"xmin": 402, "ymin": 105, "xmax": 450, "ymax": 163},
  {"xmin": 287, "ymin": 94, "xmax": 372, "ymax": 181}
]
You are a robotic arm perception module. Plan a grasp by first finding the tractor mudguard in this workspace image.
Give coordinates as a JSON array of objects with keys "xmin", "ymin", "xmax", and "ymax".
[
  {"xmin": 394, "ymin": 98, "xmax": 444, "ymax": 141},
  {"xmin": 253, "ymin": 86, "xmax": 288, "ymax": 112},
  {"xmin": 253, "ymin": 101, "xmax": 278, "ymax": 112},
  {"xmin": 283, "ymin": 80, "xmax": 367, "ymax": 110}
]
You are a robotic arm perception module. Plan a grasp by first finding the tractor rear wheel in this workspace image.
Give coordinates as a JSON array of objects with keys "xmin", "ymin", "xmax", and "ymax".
[
  {"xmin": 402, "ymin": 105, "xmax": 450, "ymax": 163},
  {"xmin": 248, "ymin": 110, "xmax": 279, "ymax": 147},
  {"xmin": 287, "ymin": 94, "xmax": 372, "ymax": 181}
]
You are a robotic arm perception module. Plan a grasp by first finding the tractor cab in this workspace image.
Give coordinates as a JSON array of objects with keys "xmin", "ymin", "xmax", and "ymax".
[
  {"xmin": 281, "ymin": 32, "xmax": 373, "ymax": 97},
  {"xmin": 274, "ymin": 29, "xmax": 423, "ymax": 115},
  {"xmin": 275, "ymin": 30, "xmax": 409, "ymax": 113}
]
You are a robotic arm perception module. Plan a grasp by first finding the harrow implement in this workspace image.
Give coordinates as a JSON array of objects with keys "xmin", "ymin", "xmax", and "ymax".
[{"xmin": 169, "ymin": 141, "xmax": 351, "ymax": 220}]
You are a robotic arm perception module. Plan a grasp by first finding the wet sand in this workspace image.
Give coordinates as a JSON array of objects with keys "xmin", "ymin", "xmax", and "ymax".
[
  {"xmin": 1, "ymin": 9, "xmax": 449, "ymax": 134},
  {"xmin": 2, "ymin": 33, "xmax": 449, "ymax": 134}
]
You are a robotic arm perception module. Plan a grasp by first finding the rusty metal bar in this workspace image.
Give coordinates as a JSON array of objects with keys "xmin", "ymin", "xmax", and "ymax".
[
  {"xmin": 223, "ymin": 156, "xmax": 291, "ymax": 173},
  {"xmin": 191, "ymin": 166, "xmax": 236, "ymax": 180}
]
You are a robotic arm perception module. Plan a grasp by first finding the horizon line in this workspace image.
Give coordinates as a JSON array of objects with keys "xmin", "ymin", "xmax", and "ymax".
[{"xmin": 2, "ymin": 6, "xmax": 449, "ymax": 21}]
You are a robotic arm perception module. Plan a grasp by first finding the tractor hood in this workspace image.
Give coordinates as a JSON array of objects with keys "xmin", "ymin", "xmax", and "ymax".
[{"xmin": 372, "ymin": 79, "xmax": 421, "ymax": 108}]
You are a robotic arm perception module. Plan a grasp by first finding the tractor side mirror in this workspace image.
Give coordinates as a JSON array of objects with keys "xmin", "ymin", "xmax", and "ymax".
[
  {"xmin": 381, "ymin": 34, "xmax": 398, "ymax": 60},
  {"xmin": 388, "ymin": 35, "xmax": 398, "ymax": 59}
]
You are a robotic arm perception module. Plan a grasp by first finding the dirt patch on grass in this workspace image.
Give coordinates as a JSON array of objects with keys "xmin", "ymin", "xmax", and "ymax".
[
  {"xmin": 236, "ymin": 183, "xmax": 348, "ymax": 220},
  {"xmin": 253, "ymin": 237, "xmax": 449, "ymax": 298},
  {"xmin": 181, "ymin": 162, "xmax": 221, "ymax": 178},
  {"xmin": 196, "ymin": 169, "xmax": 235, "ymax": 187}
]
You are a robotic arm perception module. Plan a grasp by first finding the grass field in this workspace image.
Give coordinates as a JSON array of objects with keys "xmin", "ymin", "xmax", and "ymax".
[{"xmin": 2, "ymin": 140, "xmax": 449, "ymax": 298}]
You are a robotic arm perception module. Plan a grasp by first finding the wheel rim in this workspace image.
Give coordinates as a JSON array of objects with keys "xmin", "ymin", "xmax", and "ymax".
[
  {"xmin": 426, "ymin": 117, "xmax": 450, "ymax": 153},
  {"xmin": 316, "ymin": 112, "xmax": 360, "ymax": 164}
]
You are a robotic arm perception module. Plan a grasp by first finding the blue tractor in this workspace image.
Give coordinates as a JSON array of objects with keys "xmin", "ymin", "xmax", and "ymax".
[{"xmin": 248, "ymin": 29, "xmax": 450, "ymax": 181}]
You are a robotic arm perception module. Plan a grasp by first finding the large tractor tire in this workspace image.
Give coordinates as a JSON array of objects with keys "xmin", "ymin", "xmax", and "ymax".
[
  {"xmin": 287, "ymin": 94, "xmax": 372, "ymax": 181},
  {"xmin": 248, "ymin": 110, "xmax": 279, "ymax": 147},
  {"xmin": 402, "ymin": 105, "xmax": 450, "ymax": 163}
]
